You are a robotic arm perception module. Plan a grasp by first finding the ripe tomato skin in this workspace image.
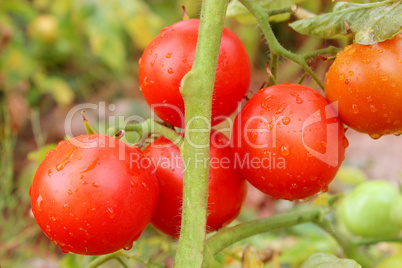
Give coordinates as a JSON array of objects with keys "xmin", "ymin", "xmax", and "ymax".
[
  {"xmin": 231, "ymin": 83, "xmax": 346, "ymax": 201},
  {"xmin": 143, "ymin": 131, "xmax": 247, "ymax": 239},
  {"xmin": 338, "ymin": 180, "xmax": 400, "ymax": 238},
  {"xmin": 30, "ymin": 133, "xmax": 159, "ymax": 255},
  {"xmin": 325, "ymin": 33, "xmax": 402, "ymax": 138},
  {"xmin": 139, "ymin": 19, "xmax": 251, "ymax": 128}
]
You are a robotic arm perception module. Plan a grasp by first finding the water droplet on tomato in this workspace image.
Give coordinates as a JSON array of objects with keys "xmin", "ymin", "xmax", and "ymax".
[
  {"xmin": 36, "ymin": 195, "xmax": 43, "ymax": 211},
  {"xmin": 394, "ymin": 120, "xmax": 401, "ymax": 125},
  {"xmin": 381, "ymin": 75, "xmax": 389, "ymax": 81},
  {"xmin": 351, "ymin": 104, "xmax": 359, "ymax": 114},
  {"xmin": 92, "ymin": 182, "xmax": 99, "ymax": 188},
  {"xmin": 138, "ymin": 57, "xmax": 142, "ymax": 65},
  {"xmin": 150, "ymin": 53, "xmax": 158, "ymax": 67},
  {"xmin": 369, "ymin": 133, "xmax": 382, "ymax": 140},
  {"xmin": 369, "ymin": 104, "xmax": 377, "ymax": 112},
  {"xmin": 348, "ymin": 71, "xmax": 354, "ymax": 77},
  {"xmin": 148, "ymin": 49, "xmax": 152, "ymax": 55},
  {"xmin": 280, "ymin": 144, "xmax": 290, "ymax": 156},
  {"xmin": 81, "ymin": 158, "xmax": 100, "ymax": 173},
  {"xmin": 320, "ymin": 185, "xmax": 329, "ymax": 193},
  {"xmin": 52, "ymin": 200, "xmax": 57, "ymax": 205},
  {"xmin": 390, "ymin": 83, "xmax": 397, "ymax": 88},
  {"xmin": 168, "ymin": 68, "xmax": 174, "ymax": 74},
  {"xmin": 338, "ymin": 74, "xmax": 345, "ymax": 81},
  {"xmin": 298, "ymin": 197, "xmax": 310, "ymax": 203},
  {"xmin": 347, "ymin": 48, "xmax": 356, "ymax": 55},
  {"xmin": 63, "ymin": 204, "xmax": 69, "ymax": 210},
  {"xmin": 362, "ymin": 59, "xmax": 370, "ymax": 64},
  {"xmin": 68, "ymin": 189, "xmax": 73, "ymax": 195},
  {"xmin": 166, "ymin": 53, "xmax": 172, "ymax": 58},
  {"xmin": 394, "ymin": 131, "xmax": 402, "ymax": 136},
  {"xmin": 275, "ymin": 103, "xmax": 287, "ymax": 114},
  {"xmin": 51, "ymin": 216, "xmax": 56, "ymax": 221},
  {"xmin": 366, "ymin": 96, "xmax": 373, "ymax": 102},
  {"xmin": 60, "ymin": 248, "xmax": 71, "ymax": 254},
  {"xmin": 290, "ymin": 183, "xmax": 298, "ymax": 189},
  {"xmin": 77, "ymin": 155, "xmax": 82, "ymax": 160},
  {"xmin": 264, "ymin": 122, "xmax": 273, "ymax": 131},
  {"xmin": 378, "ymin": 49, "xmax": 383, "ymax": 53},
  {"xmin": 343, "ymin": 137, "xmax": 349, "ymax": 148},
  {"xmin": 306, "ymin": 152, "xmax": 313, "ymax": 158},
  {"xmin": 106, "ymin": 207, "xmax": 116, "ymax": 219},
  {"xmin": 143, "ymin": 76, "xmax": 149, "ymax": 86},
  {"xmin": 48, "ymin": 169, "xmax": 52, "ymax": 178},
  {"xmin": 282, "ymin": 117, "xmax": 290, "ymax": 125},
  {"xmin": 46, "ymin": 225, "xmax": 51, "ymax": 233}
]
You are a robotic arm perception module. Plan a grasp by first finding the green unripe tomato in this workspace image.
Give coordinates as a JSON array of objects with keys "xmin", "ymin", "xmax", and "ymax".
[
  {"xmin": 338, "ymin": 180, "xmax": 400, "ymax": 238},
  {"xmin": 376, "ymin": 255, "xmax": 402, "ymax": 268},
  {"xmin": 391, "ymin": 196, "xmax": 402, "ymax": 228}
]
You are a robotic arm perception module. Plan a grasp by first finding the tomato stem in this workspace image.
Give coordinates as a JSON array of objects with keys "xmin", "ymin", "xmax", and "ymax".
[
  {"xmin": 81, "ymin": 111, "xmax": 96, "ymax": 135},
  {"xmin": 174, "ymin": 0, "xmax": 229, "ymax": 267},
  {"xmin": 202, "ymin": 208, "xmax": 323, "ymax": 265},
  {"xmin": 108, "ymin": 119, "xmax": 184, "ymax": 148},
  {"xmin": 239, "ymin": 0, "xmax": 325, "ymax": 89}
]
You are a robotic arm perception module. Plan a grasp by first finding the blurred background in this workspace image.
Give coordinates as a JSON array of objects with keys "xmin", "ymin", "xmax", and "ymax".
[{"xmin": 1, "ymin": 0, "xmax": 401, "ymax": 267}]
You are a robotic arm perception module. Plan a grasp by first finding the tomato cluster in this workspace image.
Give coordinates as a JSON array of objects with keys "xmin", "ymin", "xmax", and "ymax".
[{"xmin": 30, "ymin": 18, "xmax": 401, "ymax": 256}]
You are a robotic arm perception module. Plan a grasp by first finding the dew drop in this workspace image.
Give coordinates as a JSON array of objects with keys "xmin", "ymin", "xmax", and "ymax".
[
  {"xmin": 46, "ymin": 225, "xmax": 51, "ymax": 233},
  {"xmin": 275, "ymin": 103, "xmax": 287, "ymax": 114},
  {"xmin": 298, "ymin": 197, "xmax": 310, "ymax": 203},
  {"xmin": 52, "ymin": 200, "xmax": 57, "ymax": 205},
  {"xmin": 366, "ymin": 96, "xmax": 373, "ymax": 102},
  {"xmin": 343, "ymin": 137, "xmax": 349, "ymax": 149},
  {"xmin": 369, "ymin": 104, "xmax": 377, "ymax": 113},
  {"xmin": 306, "ymin": 152, "xmax": 313, "ymax": 158},
  {"xmin": 282, "ymin": 117, "xmax": 290, "ymax": 125},
  {"xmin": 339, "ymin": 74, "xmax": 345, "ymax": 81},
  {"xmin": 92, "ymin": 182, "xmax": 100, "ymax": 188},
  {"xmin": 390, "ymin": 83, "xmax": 397, "ymax": 88},
  {"xmin": 36, "ymin": 195, "xmax": 44, "ymax": 212},
  {"xmin": 142, "ymin": 182, "xmax": 149, "ymax": 191},
  {"xmin": 148, "ymin": 49, "xmax": 152, "ymax": 55},
  {"xmin": 378, "ymin": 49, "xmax": 383, "ymax": 53},
  {"xmin": 248, "ymin": 130, "xmax": 258, "ymax": 143},
  {"xmin": 394, "ymin": 131, "xmax": 402, "ymax": 136},
  {"xmin": 77, "ymin": 155, "xmax": 82, "ymax": 160},
  {"xmin": 56, "ymin": 159, "xmax": 70, "ymax": 172},
  {"xmin": 369, "ymin": 133, "xmax": 382, "ymax": 140},
  {"xmin": 320, "ymin": 186, "xmax": 329, "ymax": 193},
  {"xmin": 68, "ymin": 189, "xmax": 73, "ymax": 195},
  {"xmin": 167, "ymin": 68, "xmax": 174, "ymax": 74},
  {"xmin": 143, "ymin": 76, "xmax": 149, "ymax": 86},
  {"xmin": 166, "ymin": 53, "xmax": 172, "ymax": 58},
  {"xmin": 351, "ymin": 104, "xmax": 359, "ymax": 114},
  {"xmin": 63, "ymin": 204, "xmax": 69, "ymax": 210},
  {"xmin": 51, "ymin": 216, "xmax": 56, "ymax": 222},
  {"xmin": 290, "ymin": 183, "xmax": 298, "ymax": 189},
  {"xmin": 261, "ymin": 96, "xmax": 273, "ymax": 109},
  {"xmin": 362, "ymin": 59, "xmax": 371, "ymax": 64},
  {"xmin": 393, "ymin": 120, "xmax": 401, "ymax": 125},
  {"xmin": 347, "ymin": 48, "xmax": 356, "ymax": 55},
  {"xmin": 106, "ymin": 207, "xmax": 116, "ymax": 219},
  {"xmin": 48, "ymin": 169, "xmax": 52, "ymax": 178},
  {"xmin": 348, "ymin": 71, "xmax": 354, "ymax": 77},
  {"xmin": 280, "ymin": 144, "xmax": 290, "ymax": 156},
  {"xmin": 381, "ymin": 75, "xmax": 389, "ymax": 81},
  {"xmin": 296, "ymin": 97, "xmax": 303, "ymax": 104},
  {"xmin": 123, "ymin": 243, "xmax": 133, "ymax": 251},
  {"xmin": 345, "ymin": 79, "xmax": 349, "ymax": 85}
]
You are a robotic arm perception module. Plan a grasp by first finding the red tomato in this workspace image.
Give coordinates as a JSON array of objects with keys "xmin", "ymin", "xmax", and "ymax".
[
  {"xmin": 30, "ymin": 133, "xmax": 159, "ymax": 255},
  {"xmin": 138, "ymin": 19, "xmax": 251, "ymax": 128},
  {"xmin": 231, "ymin": 84, "xmax": 346, "ymax": 201},
  {"xmin": 325, "ymin": 33, "xmax": 402, "ymax": 138},
  {"xmin": 143, "ymin": 131, "xmax": 247, "ymax": 239}
]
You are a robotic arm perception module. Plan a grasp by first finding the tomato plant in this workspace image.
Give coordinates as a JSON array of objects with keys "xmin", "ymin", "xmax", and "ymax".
[
  {"xmin": 231, "ymin": 83, "xmax": 346, "ymax": 201},
  {"xmin": 138, "ymin": 18, "xmax": 251, "ymax": 128},
  {"xmin": 143, "ymin": 130, "xmax": 247, "ymax": 239},
  {"xmin": 30, "ymin": 133, "xmax": 159, "ymax": 255},
  {"xmin": 325, "ymin": 33, "xmax": 402, "ymax": 139},
  {"xmin": 338, "ymin": 180, "xmax": 401, "ymax": 238}
]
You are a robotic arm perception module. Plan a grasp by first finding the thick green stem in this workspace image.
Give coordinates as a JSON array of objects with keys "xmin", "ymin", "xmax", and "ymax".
[
  {"xmin": 108, "ymin": 119, "xmax": 183, "ymax": 147},
  {"xmin": 302, "ymin": 46, "xmax": 341, "ymax": 60},
  {"xmin": 174, "ymin": 0, "xmax": 229, "ymax": 267},
  {"xmin": 239, "ymin": 0, "xmax": 324, "ymax": 89},
  {"xmin": 85, "ymin": 251, "xmax": 122, "ymax": 268},
  {"xmin": 203, "ymin": 208, "xmax": 323, "ymax": 265}
]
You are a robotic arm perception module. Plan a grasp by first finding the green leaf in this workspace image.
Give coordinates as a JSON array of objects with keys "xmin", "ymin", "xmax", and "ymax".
[
  {"xmin": 227, "ymin": 0, "xmax": 304, "ymax": 24},
  {"xmin": 27, "ymin": 144, "xmax": 56, "ymax": 162},
  {"xmin": 289, "ymin": 0, "xmax": 402, "ymax": 44},
  {"xmin": 300, "ymin": 253, "xmax": 361, "ymax": 268}
]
